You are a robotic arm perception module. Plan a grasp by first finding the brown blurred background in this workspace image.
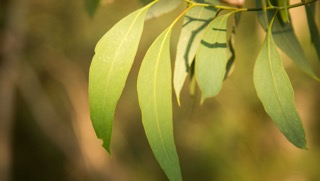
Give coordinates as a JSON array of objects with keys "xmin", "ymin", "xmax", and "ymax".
[{"xmin": 1, "ymin": 0, "xmax": 320, "ymax": 181}]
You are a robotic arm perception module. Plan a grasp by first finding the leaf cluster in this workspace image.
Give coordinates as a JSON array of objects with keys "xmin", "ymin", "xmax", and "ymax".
[{"xmin": 88, "ymin": 0, "xmax": 319, "ymax": 180}]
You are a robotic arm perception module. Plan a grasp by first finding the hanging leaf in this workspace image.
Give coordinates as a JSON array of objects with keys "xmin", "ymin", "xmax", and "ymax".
[
  {"xmin": 174, "ymin": 1, "xmax": 219, "ymax": 105},
  {"xmin": 253, "ymin": 29, "xmax": 307, "ymax": 149},
  {"xmin": 277, "ymin": 0, "xmax": 290, "ymax": 23},
  {"xmin": 145, "ymin": 0, "xmax": 182, "ymax": 20},
  {"xmin": 195, "ymin": 13, "xmax": 233, "ymax": 103},
  {"xmin": 84, "ymin": 0, "xmax": 100, "ymax": 17},
  {"xmin": 256, "ymin": 0, "xmax": 319, "ymax": 80},
  {"xmin": 88, "ymin": 1, "xmax": 157, "ymax": 153},
  {"xmin": 137, "ymin": 28, "xmax": 182, "ymax": 181},
  {"xmin": 305, "ymin": 2, "xmax": 320, "ymax": 60}
]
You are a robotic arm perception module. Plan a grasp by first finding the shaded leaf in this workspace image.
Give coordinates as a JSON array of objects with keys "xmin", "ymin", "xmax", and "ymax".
[
  {"xmin": 145, "ymin": 0, "xmax": 182, "ymax": 20},
  {"xmin": 174, "ymin": 1, "xmax": 219, "ymax": 105},
  {"xmin": 256, "ymin": 0, "xmax": 319, "ymax": 80},
  {"xmin": 253, "ymin": 30, "xmax": 307, "ymax": 149},
  {"xmin": 277, "ymin": 0, "xmax": 289, "ymax": 23},
  {"xmin": 88, "ymin": 2, "xmax": 157, "ymax": 153},
  {"xmin": 305, "ymin": 2, "xmax": 320, "ymax": 60},
  {"xmin": 137, "ymin": 28, "xmax": 182, "ymax": 181},
  {"xmin": 84, "ymin": 0, "xmax": 100, "ymax": 17},
  {"xmin": 195, "ymin": 13, "xmax": 233, "ymax": 102}
]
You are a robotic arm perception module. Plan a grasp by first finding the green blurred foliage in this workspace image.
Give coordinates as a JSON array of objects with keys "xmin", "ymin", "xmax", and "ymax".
[{"xmin": 1, "ymin": 0, "xmax": 320, "ymax": 181}]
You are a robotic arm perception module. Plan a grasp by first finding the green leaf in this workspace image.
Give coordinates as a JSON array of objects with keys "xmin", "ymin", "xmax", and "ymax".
[
  {"xmin": 195, "ymin": 13, "xmax": 233, "ymax": 102},
  {"xmin": 272, "ymin": 17, "xmax": 319, "ymax": 80},
  {"xmin": 255, "ymin": 1, "xmax": 319, "ymax": 80},
  {"xmin": 174, "ymin": 1, "xmax": 219, "ymax": 105},
  {"xmin": 88, "ymin": 2, "xmax": 157, "ymax": 153},
  {"xmin": 145, "ymin": 0, "xmax": 182, "ymax": 20},
  {"xmin": 253, "ymin": 30, "xmax": 307, "ymax": 149},
  {"xmin": 277, "ymin": 0, "xmax": 289, "ymax": 23},
  {"xmin": 137, "ymin": 28, "xmax": 182, "ymax": 181},
  {"xmin": 305, "ymin": 3, "xmax": 320, "ymax": 60},
  {"xmin": 84, "ymin": 0, "xmax": 100, "ymax": 17}
]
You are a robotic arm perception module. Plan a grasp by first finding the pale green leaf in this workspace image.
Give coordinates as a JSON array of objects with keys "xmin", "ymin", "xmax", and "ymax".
[
  {"xmin": 137, "ymin": 28, "xmax": 182, "ymax": 181},
  {"xmin": 195, "ymin": 13, "xmax": 232, "ymax": 102},
  {"xmin": 271, "ymin": 17, "xmax": 319, "ymax": 80},
  {"xmin": 256, "ymin": 0, "xmax": 318, "ymax": 80},
  {"xmin": 253, "ymin": 31, "xmax": 307, "ymax": 149},
  {"xmin": 305, "ymin": 3, "xmax": 320, "ymax": 60},
  {"xmin": 174, "ymin": 1, "xmax": 219, "ymax": 105},
  {"xmin": 88, "ymin": 2, "xmax": 157, "ymax": 153},
  {"xmin": 145, "ymin": 0, "xmax": 182, "ymax": 20}
]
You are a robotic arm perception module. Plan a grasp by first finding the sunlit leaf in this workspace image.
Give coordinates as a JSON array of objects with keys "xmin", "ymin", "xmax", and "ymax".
[
  {"xmin": 253, "ymin": 30, "xmax": 307, "ymax": 149},
  {"xmin": 145, "ymin": 0, "xmax": 182, "ymax": 20},
  {"xmin": 137, "ymin": 28, "xmax": 182, "ymax": 181},
  {"xmin": 256, "ymin": 0, "xmax": 319, "ymax": 80},
  {"xmin": 195, "ymin": 13, "xmax": 233, "ymax": 102},
  {"xmin": 305, "ymin": 2, "xmax": 320, "ymax": 60},
  {"xmin": 88, "ymin": 2, "xmax": 157, "ymax": 153},
  {"xmin": 84, "ymin": 0, "xmax": 100, "ymax": 17},
  {"xmin": 174, "ymin": 1, "xmax": 219, "ymax": 105}
]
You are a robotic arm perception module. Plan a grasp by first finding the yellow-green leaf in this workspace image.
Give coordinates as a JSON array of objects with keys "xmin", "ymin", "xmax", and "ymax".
[
  {"xmin": 88, "ymin": 1, "xmax": 157, "ymax": 153},
  {"xmin": 174, "ymin": 1, "xmax": 219, "ymax": 105},
  {"xmin": 253, "ymin": 30, "xmax": 307, "ymax": 149},
  {"xmin": 137, "ymin": 28, "xmax": 182, "ymax": 181},
  {"xmin": 195, "ymin": 13, "xmax": 232, "ymax": 102}
]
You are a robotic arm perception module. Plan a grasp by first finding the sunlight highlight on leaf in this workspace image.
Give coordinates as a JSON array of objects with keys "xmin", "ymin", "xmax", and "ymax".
[
  {"xmin": 195, "ymin": 13, "xmax": 233, "ymax": 103},
  {"xmin": 137, "ymin": 28, "xmax": 182, "ymax": 181},
  {"xmin": 88, "ymin": 1, "xmax": 157, "ymax": 153},
  {"xmin": 253, "ymin": 30, "xmax": 307, "ymax": 149}
]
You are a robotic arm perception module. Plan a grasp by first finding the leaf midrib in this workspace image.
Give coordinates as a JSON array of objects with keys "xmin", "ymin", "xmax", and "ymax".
[
  {"xmin": 266, "ymin": 33, "xmax": 293, "ymax": 131},
  {"xmin": 152, "ymin": 29, "xmax": 175, "ymax": 173}
]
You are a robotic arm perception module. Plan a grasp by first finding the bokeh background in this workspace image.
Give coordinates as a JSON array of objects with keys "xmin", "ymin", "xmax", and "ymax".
[{"xmin": 1, "ymin": 0, "xmax": 320, "ymax": 180}]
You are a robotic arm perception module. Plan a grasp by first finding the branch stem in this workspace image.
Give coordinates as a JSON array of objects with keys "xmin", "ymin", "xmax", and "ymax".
[{"xmin": 184, "ymin": 0, "xmax": 318, "ymax": 12}]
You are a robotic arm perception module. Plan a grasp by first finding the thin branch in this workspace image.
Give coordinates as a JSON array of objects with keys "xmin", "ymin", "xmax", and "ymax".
[{"xmin": 185, "ymin": 0, "xmax": 318, "ymax": 12}]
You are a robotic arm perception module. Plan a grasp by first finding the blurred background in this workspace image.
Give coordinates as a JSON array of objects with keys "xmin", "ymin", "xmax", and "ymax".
[{"xmin": 0, "ymin": 0, "xmax": 320, "ymax": 180}]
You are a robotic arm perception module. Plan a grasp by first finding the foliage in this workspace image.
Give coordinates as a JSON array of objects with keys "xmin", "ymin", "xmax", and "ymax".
[{"xmin": 88, "ymin": 0, "xmax": 319, "ymax": 180}]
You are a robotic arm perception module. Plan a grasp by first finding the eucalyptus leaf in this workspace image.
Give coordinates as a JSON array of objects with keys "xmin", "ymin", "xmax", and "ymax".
[
  {"xmin": 84, "ymin": 0, "xmax": 100, "ymax": 17},
  {"xmin": 256, "ymin": 0, "xmax": 319, "ymax": 80},
  {"xmin": 195, "ymin": 13, "xmax": 233, "ymax": 102},
  {"xmin": 137, "ymin": 28, "xmax": 182, "ymax": 181},
  {"xmin": 174, "ymin": 1, "xmax": 219, "ymax": 105},
  {"xmin": 145, "ymin": 0, "xmax": 182, "ymax": 20},
  {"xmin": 305, "ymin": 2, "xmax": 320, "ymax": 60},
  {"xmin": 277, "ymin": 0, "xmax": 289, "ymax": 23},
  {"xmin": 88, "ymin": 2, "xmax": 157, "ymax": 153},
  {"xmin": 253, "ymin": 30, "xmax": 307, "ymax": 149}
]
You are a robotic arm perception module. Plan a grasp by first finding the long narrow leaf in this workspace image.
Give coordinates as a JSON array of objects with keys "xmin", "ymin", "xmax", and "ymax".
[
  {"xmin": 137, "ymin": 28, "xmax": 182, "ymax": 181},
  {"xmin": 174, "ymin": 1, "xmax": 219, "ymax": 105},
  {"xmin": 84, "ymin": 0, "xmax": 100, "ymax": 17},
  {"xmin": 305, "ymin": 2, "xmax": 320, "ymax": 60},
  {"xmin": 253, "ymin": 30, "xmax": 307, "ymax": 149},
  {"xmin": 195, "ymin": 13, "xmax": 232, "ymax": 102},
  {"xmin": 88, "ymin": 2, "xmax": 157, "ymax": 153},
  {"xmin": 255, "ymin": 0, "xmax": 319, "ymax": 80}
]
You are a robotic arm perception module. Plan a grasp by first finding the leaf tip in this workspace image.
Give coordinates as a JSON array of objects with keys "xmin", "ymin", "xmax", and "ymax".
[
  {"xmin": 200, "ymin": 96, "xmax": 205, "ymax": 105},
  {"xmin": 102, "ymin": 140, "xmax": 112, "ymax": 154}
]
